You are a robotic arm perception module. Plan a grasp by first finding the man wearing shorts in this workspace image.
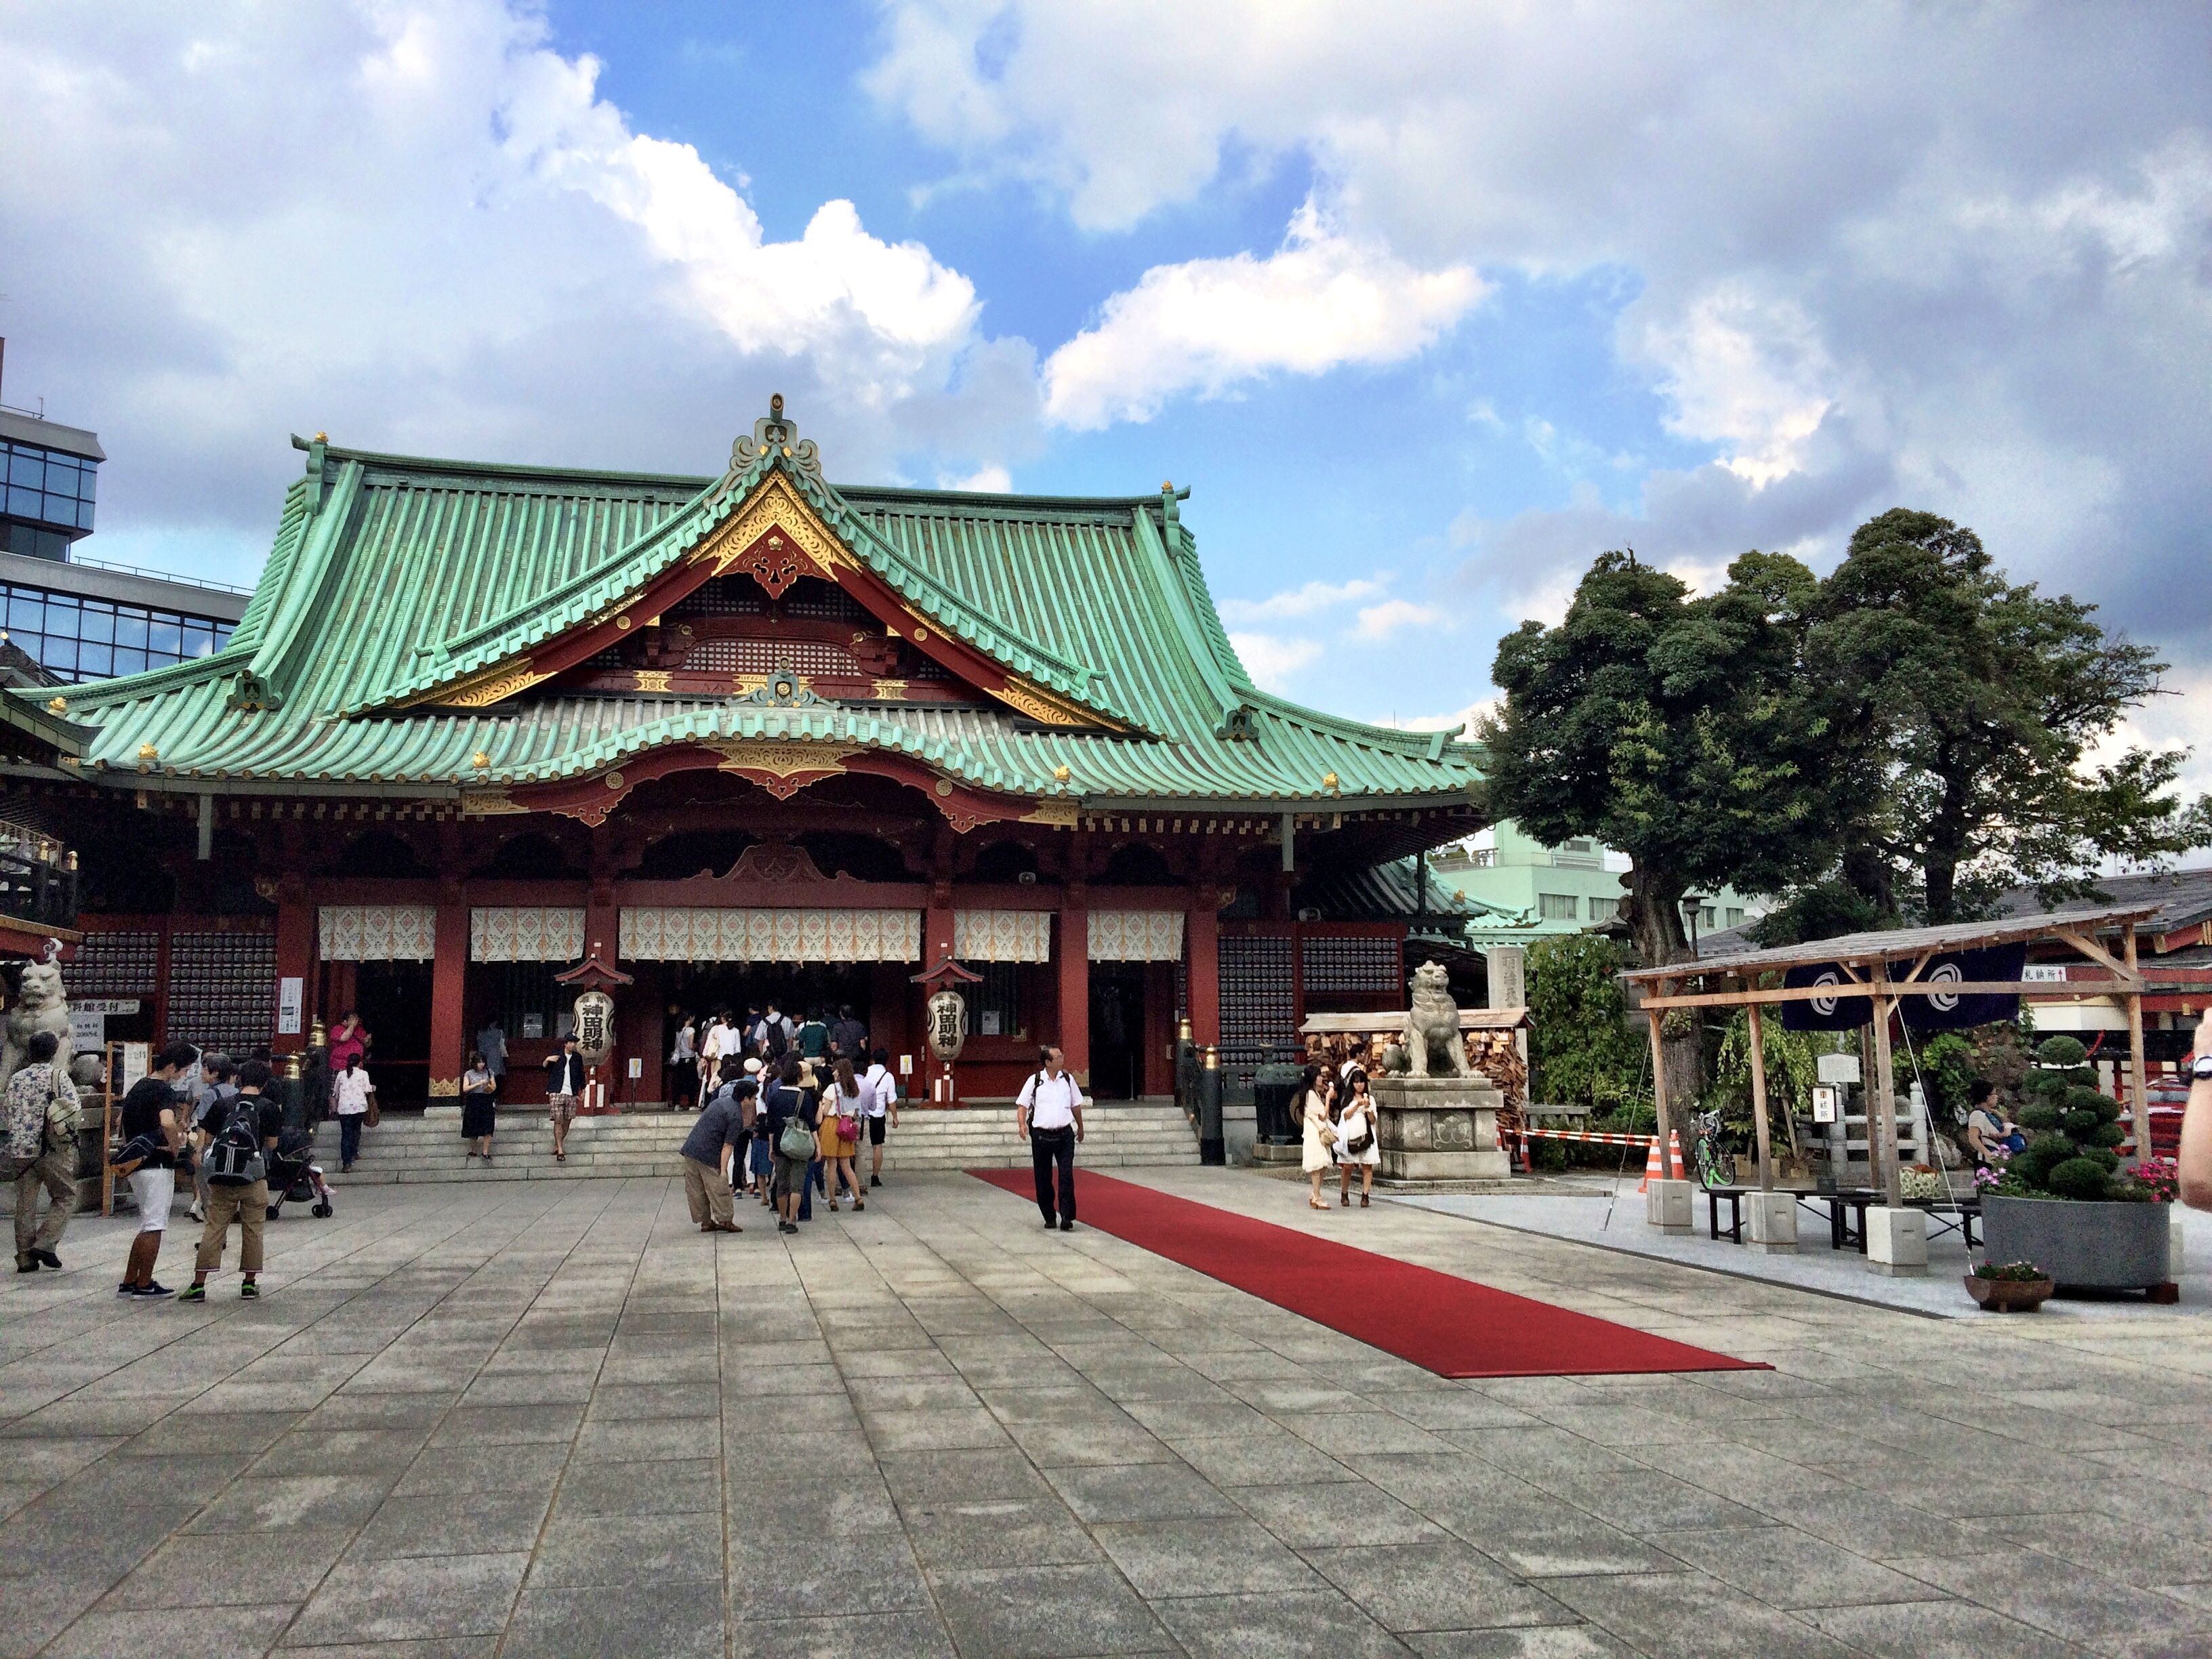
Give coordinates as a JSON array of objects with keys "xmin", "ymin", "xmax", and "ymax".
[
  {"xmin": 117, "ymin": 1042, "xmax": 196, "ymax": 1298},
  {"xmin": 862, "ymin": 1046, "xmax": 899, "ymax": 1188},
  {"xmin": 544, "ymin": 1036, "xmax": 586, "ymax": 1164}
]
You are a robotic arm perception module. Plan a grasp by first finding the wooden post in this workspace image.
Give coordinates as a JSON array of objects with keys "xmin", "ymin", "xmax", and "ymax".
[
  {"xmin": 1746, "ymin": 1000, "xmax": 1775, "ymax": 1192},
  {"xmin": 1868, "ymin": 988, "xmax": 1902, "ymax": 1207},
  {"xmin": 1647, "ymin": 977, "xmax": 1671, "ymax": 1168},
  {"xmin": 2123, "ymin": 926, "xmax": 2152, "ymax": 1161},
  {"xmin": 427, "ymin": 888, "xmax": 468, "ymax": 1103}
]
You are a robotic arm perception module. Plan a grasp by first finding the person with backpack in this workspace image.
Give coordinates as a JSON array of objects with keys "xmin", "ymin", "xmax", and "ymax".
[
  {"xmin": 9, "ymin": 1030, "xmax": 81, "ymax": 1273},
  {"xmin": 178, "ymin": 1059, "xmax": 283, "ymax": 1302},
  {"xmin": 796, "ymin": 1007, "xmax": 831, "ymax": 1067},
  {"xmin": 1016, "ymin": 1046, "xmax": 1087, "ymax": 1231},
  {"xmin": 830, "ymin": 1005, "xmax": 868, "ymax": 1065},
  {"xmin": 116, "ymin": 1041, "xmax": 196, "ymax": 1298},
  {"xmin": 186, "ymin": 1052, "xmax": 238, "ymax": 1225},
  {"xmin": 762, "ymin": 1057, "xmax": 819, "ymax": 1235}
]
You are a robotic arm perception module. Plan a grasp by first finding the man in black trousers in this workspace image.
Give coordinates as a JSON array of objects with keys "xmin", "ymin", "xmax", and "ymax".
[{"xmin": 1015, "ymin": 1046, "xmax": 1086, "ymax": 1231}]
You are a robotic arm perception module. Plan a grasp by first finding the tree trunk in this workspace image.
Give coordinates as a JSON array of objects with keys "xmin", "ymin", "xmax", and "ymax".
[{"xmin": 1625, "ymin": 864, "xmax": 1703, "ymax": 1113}]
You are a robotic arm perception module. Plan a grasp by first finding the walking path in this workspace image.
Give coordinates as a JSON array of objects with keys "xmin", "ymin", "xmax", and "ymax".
[{"xmin": 2, "ymin": 1168, "xmax": 2207, "ymax": 1657}]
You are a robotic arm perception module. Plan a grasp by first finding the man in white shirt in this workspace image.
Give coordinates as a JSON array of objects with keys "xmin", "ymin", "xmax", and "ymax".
[
  {"xmin": 1016, "ymin": 1046, "xmax": 1087, "ymax": 1231},
  {"xmin": 861, "ymin": 1046, "xmax": 899, "ymax": 1189}
]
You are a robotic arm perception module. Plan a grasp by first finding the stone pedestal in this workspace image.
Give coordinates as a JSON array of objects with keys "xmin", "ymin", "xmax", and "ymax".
[
  {"xmin": 1645, "ymin": 1179, "xmax": 1692, "ymax": 1233},
  {"xmin": 1371, "ymin": 1076, "xmax": 1509, "ymax": 1183},
  {"xmin": 1744, "ymin": 1191, "xmax": 1797, "ymax": 1254},
  {"xmin": 1866, "ymin": 1206, "xmax": 1927, "ymax": 1276}
]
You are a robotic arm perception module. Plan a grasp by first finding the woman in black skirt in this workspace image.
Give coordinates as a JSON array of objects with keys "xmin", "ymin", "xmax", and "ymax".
[{"xmin": 461, "ymin": 1050, "xmax": 498, "ymax": 1164}]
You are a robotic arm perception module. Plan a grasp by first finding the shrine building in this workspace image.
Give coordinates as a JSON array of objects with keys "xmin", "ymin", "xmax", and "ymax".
[{"xmin": 10, "ymin": 399, "xmax": 1486, "ymax": 1105}]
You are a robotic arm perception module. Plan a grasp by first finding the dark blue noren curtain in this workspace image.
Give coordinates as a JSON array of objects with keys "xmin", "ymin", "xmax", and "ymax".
[
  {"xmin": 1780, "ymin": 964, "xmax": 1873, "ymax": 1031},
  {"xmin": 1897, "ymin": 943, "xmax": 2026, "ymax": 1033},
  {"xmin": 1781, "ymin": 943, "xmax": 2026, "ymax": 1033}
]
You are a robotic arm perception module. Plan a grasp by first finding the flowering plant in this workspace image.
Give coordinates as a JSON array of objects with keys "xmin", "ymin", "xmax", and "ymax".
[
  {"xmin": 1971, "ymin": 1259, "xmax": 2050, "ymax": 1282},
  {"xmin": 2126, "ymin": 1157, "xmax": 2179, "ymax": 1204}
]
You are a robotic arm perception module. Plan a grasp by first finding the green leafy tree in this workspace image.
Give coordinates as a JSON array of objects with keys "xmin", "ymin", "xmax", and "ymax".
[
  {"xmin": 1524, "ymin": 934, "xmax": 1644, "ymax": 1111},
  {"xmin": 1776, "ymin": 510, "xmax": 2208, "ymax": 930},
  {"xmin": 1483, "ymin": 550, "xmax": 1839, "ymax": 1103},
  {"xmin": 1707, "ymin": 1009, "xmax": 1816, "ymax": 1157}
]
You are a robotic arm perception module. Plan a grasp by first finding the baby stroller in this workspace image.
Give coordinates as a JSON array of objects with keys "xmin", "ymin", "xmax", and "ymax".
[{"xmin": 264, "ymin": 1124, "xmax": 335, "ymax": 1221}]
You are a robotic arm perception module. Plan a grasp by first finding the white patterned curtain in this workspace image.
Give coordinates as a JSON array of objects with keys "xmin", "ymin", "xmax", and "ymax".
[
  {"xmin": 470, "ymin": 907, "xmax": 586, "ymax": 963},
  {"xmin": 954, "ymin": 909, "xmax": 1052, "ymax": 963},
  {"xmin": 1088, "ymin": 909, "xmax": 1185, "ymax": 962},
  {"xmin": 619, "ymin": 907, "xmax": 920, "ymax": 962},
  {"xmin": 319, "ymin": 905, "xmax": 437, "ymax": 962}
]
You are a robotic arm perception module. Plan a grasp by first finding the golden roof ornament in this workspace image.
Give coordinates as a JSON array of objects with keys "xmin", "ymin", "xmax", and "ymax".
[
  {"xmin": 1322, "ymin": 771, "xmax": 1340, "ymax": 792},
  {"xmin": 1052, "ymin": 764, "xmax": 1071, "ymax": 783},
  {"xmin": 471, "ymin": 751, "xmax": 490, "ymax": 769},
  {"xmin": 45, "ymin": 695, "xmax": 64, "ymax": 714}
]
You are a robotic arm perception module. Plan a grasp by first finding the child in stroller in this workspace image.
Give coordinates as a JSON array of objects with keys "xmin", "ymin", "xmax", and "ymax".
[{"xmin": 264, "ymin": 1124, "xmax": 335, "ymax": 1221}]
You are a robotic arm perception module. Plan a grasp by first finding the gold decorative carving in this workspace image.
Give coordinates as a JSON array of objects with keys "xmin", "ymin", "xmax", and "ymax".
[
  {"xmin": 632, "ymin": 670, "xmax": 672, "ymax": 693},
  {"xmin": 459, "ymin": 790, "xmax": 529, "ymax": 816},
  {"xmin": 604, "ymin": 772, "xmax": 625, "ymax": 790},
  {"xmin": 688, "ymin": 472, "xmax": 851, "ymax": 592},
  {"xmin": 871, "ymin": 678, "xmax": 909, "ymax": 699},
  {"xmin": 1021, "ymin": 798, "xmax": 1080, "ymax": 828},
  {"xmin": 427, "ymin": 1077, "xmax": 461, "ymax": 1097},
  {"xmin": 430, "ymin": 663, "xmax": 552, "ymax": 710},
  {"xmin": 992, "ymin": 680, "xmax": 1091, "ymax": 728},
  {"xmin": 703, "ymin": 741, "xmax": 855, "ymax": 779}
]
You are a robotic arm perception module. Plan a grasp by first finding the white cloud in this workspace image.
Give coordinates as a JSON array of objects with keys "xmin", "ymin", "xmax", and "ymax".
[
  {"xmin": 1217, "ymin": 575, "xmax": 1385, "ymax": 626},
  {"xmin": 0, "ymin": 0, "xmax": 1034, "ymax": 577},
  {"xmin": 1352, "ymin": 598, "xmax": 1444, "ymax": 642},
  {"xmin": 939, "ymin": 464, "xmax": 1013, "ymax": 492},
  {"xmin": 1042, "ymin": 202, "xmax": 1485, "ymax": 428},
  {"xmin": 869, "ymin": 1, "xmax": 2212, "ymax": 666},
  {"xmin": 1226, "ymin": 631, "xmax": 1323, "ymax": 693}
]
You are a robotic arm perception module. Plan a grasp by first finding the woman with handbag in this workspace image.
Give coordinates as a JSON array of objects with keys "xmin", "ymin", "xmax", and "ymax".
[
  {"xmin": 1298, "ymin": 1065, "xmax": 1338, "ymax": 1210},
  {"xmin": 1335, "ymin": 1067, "xmax": 1379, "ymax": 1207},
  {"xmin": 817, "ymin": 1059, "xmax": 867, "ymax": 1212}
]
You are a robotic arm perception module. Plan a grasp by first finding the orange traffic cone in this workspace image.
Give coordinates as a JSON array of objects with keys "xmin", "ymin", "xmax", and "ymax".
[
  {"xmin": 1667, "ymin": 1129, "xmax": 1686, "ymax": 1180},
  {"xmin": 1637, "ymin": 1137, "xmax": 1665, "ymax": 1193}
]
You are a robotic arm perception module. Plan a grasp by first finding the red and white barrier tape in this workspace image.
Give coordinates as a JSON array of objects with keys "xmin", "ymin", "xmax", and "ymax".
[{"xmin": 1517, "ymin": 1126, "xmax": 1660, "ymax": 1147}]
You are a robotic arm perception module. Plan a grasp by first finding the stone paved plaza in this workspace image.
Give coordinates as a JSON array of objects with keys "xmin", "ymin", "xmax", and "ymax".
[{"xmin": 3, "ymin": 1168, "xmax": 2209, "ymax": 1658}]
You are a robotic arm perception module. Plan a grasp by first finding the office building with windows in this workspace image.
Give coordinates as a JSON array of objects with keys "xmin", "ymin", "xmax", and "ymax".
[
  {"xmin": 1430, "ymin": 821, "xmax": 1761, "ymax": 949},
  {"xmin": 0, "ymin": 408, "xmax": 247, "ymax": 683}
]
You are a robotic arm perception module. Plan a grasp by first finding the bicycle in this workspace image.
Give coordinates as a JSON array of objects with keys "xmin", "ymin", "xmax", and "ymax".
[{"xmin": 1689, "ymin": 1108, "xmax": 1737, "ymax": 1190}]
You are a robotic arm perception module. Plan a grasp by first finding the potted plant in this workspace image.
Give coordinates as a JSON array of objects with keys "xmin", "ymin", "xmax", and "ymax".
[
  {"xmin": 1979, "ymin": 1036, "xmax": 2175, "ymax": 1295},
  {"xmin": 1964, "ymin": 1258, "xmax": 2055, "ymax": 1313}
]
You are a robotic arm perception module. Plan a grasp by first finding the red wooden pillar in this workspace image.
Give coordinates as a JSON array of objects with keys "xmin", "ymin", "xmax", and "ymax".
[
  {"xmin": 1059, "ymin": 889, "xmax": 1090, "ymax": 1084},
  {"xmin": 272, "ymin": 880, "xmax": 314, "ymax": 1056},
  {"xmin": 428, "ymin": 886, "xmax": 468, "ymax": 1100},
  {"xmin": 1187, "ymin": 894, "xmax": 1220, "ymax": 1050},
  {"xmin": 585, "ymin": 874, "xmax": 619, "ymax": 1101},
  {"xmin": 923, "ymin": 882, "xmax": 956, "ymax": 1104}
]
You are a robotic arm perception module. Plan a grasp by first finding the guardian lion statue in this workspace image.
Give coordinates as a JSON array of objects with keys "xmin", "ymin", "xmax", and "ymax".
[
  {"xmin": 1399, "ymin": 959, "xmax": 1472, "ymax": 1078},
  {"xmin": 2, "ymin": 956, "xmax": 75, "ymax": 1092}
]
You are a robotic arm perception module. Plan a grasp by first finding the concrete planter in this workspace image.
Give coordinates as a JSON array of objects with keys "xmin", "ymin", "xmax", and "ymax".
[{"xmin": 1980, "ymin": 1194, "xmax": 2173, "ymax": 1290}]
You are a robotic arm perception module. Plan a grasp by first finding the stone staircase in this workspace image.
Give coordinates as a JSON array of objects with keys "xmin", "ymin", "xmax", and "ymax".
[{"xmin": 320, "ymin": 1103, "xmax": 1201, "ymax": 1187}]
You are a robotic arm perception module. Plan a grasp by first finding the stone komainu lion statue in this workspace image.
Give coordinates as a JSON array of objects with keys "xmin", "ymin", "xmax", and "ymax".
[
  {"xmin": 1399, "ymin": 959, "xmax": 1471, "ymax": 1078},
  {"xmin": 1, "ymin": 957, "xmax": 75, "ymax": 1093}
]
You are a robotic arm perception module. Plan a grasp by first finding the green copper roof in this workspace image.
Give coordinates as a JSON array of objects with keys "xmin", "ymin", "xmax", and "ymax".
[{"xmin": 31, "ymin": 426, "xmax": 1484, "ymax": 810}]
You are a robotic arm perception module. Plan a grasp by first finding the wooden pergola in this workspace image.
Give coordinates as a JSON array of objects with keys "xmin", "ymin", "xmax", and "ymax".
[{"xmin": 1622, "ymin": 903, "xmax": 2161, "ymax": 1207}]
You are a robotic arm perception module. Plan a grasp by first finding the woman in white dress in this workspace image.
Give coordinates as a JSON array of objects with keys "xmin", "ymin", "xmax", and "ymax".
[
  {"xmin": 1299, "ymin": 1065, "xmax": 1338, "ymax": 1210},
  {"xmin": 1335, "ymin": 1066, "xmax": 1380, "ymax": 1207}
]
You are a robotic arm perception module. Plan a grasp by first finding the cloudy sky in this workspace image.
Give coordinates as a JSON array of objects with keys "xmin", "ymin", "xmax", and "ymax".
[{"xmin": 3, "ymin": 1, "xmax": 2207, "ymax": 780}]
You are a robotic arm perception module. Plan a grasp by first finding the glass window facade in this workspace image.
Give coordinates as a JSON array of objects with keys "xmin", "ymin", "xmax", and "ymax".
[
  {"xmin": 1536, "ymin": 892, "xmax": 1580, "ymax": 920},
  {"xmin": 1, "ymin": 441, "xmax": 97, "ymax": 541},
  {"xmin": 0, "ymin": 581, "xmax": 232, "ymax": 682}
]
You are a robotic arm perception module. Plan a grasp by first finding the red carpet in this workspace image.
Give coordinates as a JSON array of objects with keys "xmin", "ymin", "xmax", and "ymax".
[{"xmin": 970, "ymin": 1168, "xmax": 1763, "ymax": 1379}]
